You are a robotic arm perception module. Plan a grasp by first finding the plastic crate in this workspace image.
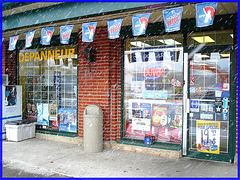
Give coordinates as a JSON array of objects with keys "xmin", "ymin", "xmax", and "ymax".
[{"xmin": 5, "ymin": 121, "xmax": 36, "ymax": 142}]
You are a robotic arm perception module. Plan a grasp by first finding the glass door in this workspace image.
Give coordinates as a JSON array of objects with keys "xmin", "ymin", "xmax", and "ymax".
[{"xmin": 185, "ymin": 46, "xmax": 236, "ymax": 162}]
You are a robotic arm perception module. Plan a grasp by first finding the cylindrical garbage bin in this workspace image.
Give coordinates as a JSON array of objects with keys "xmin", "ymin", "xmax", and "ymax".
[{"xmin": 83, "ymin": 104, "xmax": 103, "ymax": 153}]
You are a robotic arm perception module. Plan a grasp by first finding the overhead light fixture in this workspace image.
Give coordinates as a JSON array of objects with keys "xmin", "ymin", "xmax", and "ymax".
[
  {"xmin": 157, "ymin": 39, "xmax": 181, "ymax": 45},
  {"xmin": 131, "ymin": 41, "xmax": 151, "ymax": 47},
  {"xmin": 220, "ymin": 53, "xmax": 230, "ymax": 57},
  {"xmin": 191, "ymin": 36, "xmax": 215, "ymax": 43},
  {"xmin": 201, "ymin": 54, "xmax": 209, "ymax": 58}
]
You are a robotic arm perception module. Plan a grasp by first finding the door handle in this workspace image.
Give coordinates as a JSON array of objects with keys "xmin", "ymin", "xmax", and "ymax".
[{"xmin": 185, "ymin": 98, "xmax": 190, "ymax": 114}]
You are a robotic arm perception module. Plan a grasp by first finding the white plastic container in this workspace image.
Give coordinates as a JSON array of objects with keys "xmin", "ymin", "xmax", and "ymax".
[{"xmin": 5, "ymin": 122, "xmax": 36, "ymax": 142}]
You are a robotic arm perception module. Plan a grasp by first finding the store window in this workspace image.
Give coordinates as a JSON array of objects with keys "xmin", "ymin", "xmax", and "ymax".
[
  {"xmin": 123, "ymin": 35, "xmax": 184, "ymax": 144},
  {"xmin": 19, "ymin": 45, "xmax": 78, "ymax": 133},
  {"xmin": 187, "ymin": 30, "xmax": 233, "ymax": 154},
  {"xmin": 187, "ymin": 30, "xmax": 234, "ymax": 46}
]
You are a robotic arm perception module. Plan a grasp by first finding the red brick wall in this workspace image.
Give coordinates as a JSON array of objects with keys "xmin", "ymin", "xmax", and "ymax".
[
  {"xmin": 2, "ymin": 41, "xmax": 17, "ymax": 85},
  {"xmin": 77, "ymin": 26, "xmax": 122, "ymax": 141}
]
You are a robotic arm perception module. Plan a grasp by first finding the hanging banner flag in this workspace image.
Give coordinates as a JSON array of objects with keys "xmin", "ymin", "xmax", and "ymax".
[
  {"xmin": 107, "ymin": 18, "xmax": 123, "ymax": 39},
  {"xmin": 163, "ymin": 6, "xmax": 183, "ymax": 32},
  {"xmin": 82, "ymin": 22, "xmax": 97, "ymax": 42},
  {"xmin": 132, "ymin": 13, "xmax": 151, "ymax": 36},
  {"xmin": 196, "ymin": 2, "xmax": 218, "ymax": 27},
  {"xmin": 41, "ymin": 27, "xmax": 54, "ymax": 45},
  {"xmin": 60, "ymin": 25, "xmax": 74, "ymax": 44},
  {"xmin": 8, "ymin": 35, "xmax": 19, "ymax": 51},
  {"xmin": 25, "ymin": 30, "xmax": 36, "ymax": 48}
]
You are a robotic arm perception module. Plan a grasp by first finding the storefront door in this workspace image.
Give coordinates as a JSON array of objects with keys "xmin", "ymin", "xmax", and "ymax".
[{"xmin": 182, "ymin": 45, "xmax": 236, "ymax": 162}]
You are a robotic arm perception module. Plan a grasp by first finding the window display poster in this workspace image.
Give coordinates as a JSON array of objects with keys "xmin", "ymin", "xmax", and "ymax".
[
  {"xmin": 152, "ymin": 105, "xmax": 167, "ymax": 126},
  {"xmin": 196, "ymin": 120, "xmax": 220, "ymax": 154},
  {"xmin": 27, "ymin": 103, "xmax": 38, "ymax": 121},
  {"xmin": 132, "ymin": 102, "xmax": 151, "ymax": 119},
  {"xmin": 132, "ymin": 118, "xmax": 151, "ymax": 132},
  {"xmin": 5, "ymin": 86, "xmax": 17, "ymax": 113},
  {"xmin": 59, "ymin": 108, "xmax": 77, "ymax": 132},
  {"xmin": 37, "ymin": 103, "xmax": 49, "ymax": 126},
  {"xmin": 49, "ymin": 104, "xmax": 58, "ymax": 121}
]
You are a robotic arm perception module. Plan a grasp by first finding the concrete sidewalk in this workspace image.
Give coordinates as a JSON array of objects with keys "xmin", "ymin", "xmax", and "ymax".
[{"xmin": 2, "ymin": 138, "xmax": 238, "ymax": 178}]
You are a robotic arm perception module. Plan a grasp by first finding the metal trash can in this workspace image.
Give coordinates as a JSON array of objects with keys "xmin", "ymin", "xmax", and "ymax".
[{"xmin": 83, "ymin": 104, "xmax": 103, "ymax": 153}]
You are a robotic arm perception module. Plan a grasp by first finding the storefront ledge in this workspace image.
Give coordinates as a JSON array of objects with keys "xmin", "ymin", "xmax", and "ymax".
[
  {"xmin": 36, "ymin": 133, "xmax": 83, "ymax": 145},
  {"xmin": 113, "ymin": 141, "xmax": 181, "ymax": 159}
]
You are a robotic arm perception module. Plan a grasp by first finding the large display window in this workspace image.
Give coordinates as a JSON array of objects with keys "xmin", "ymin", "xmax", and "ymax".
[
  {"xmin": 187, "ymin": 30, "xmax": 233, "ymax": 155},
  {"xmin": 19, "ymin": 45, "xmax": 78, "ymax": 133},
  {"xmin": 123, "ymin": 35, "xmax": 184, "ymax": 144}
]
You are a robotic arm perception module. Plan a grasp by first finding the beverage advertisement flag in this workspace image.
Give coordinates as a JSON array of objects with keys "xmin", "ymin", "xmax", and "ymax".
[
  {"xmin": 41, "ymin": 27, "xmax": 54, "ymax": 45},
  {"xmin": 132, "ymin": 13, "xmax": 151, "ymax": 36},
  {"xmin": 195, "ymin": 2, "xmax": 218, "ymax": 27},
  {"xmin": 82, "ymin": 22, "xmax": 97, "ymax": 42},
  {"xmin": 107, "ymin": 18, "xmax": 123, "ymax": 39},
  {"xmin": 25, "ymin": 30, "xmax": 36, "ymax": 48},
  {"xmin": 60, "ymin": 25, "xmax": 74, "ymax": 44},
  {"xmin": 196, "ymin": 120, "xmax": 220, "ymax": 154},
  {"xmin": 163, "ymin": 6, "xmax": 183, "ymax": 32},
  {"xmin": 8, "ymin": 35, "xmax": 19, "ymax": 50}
]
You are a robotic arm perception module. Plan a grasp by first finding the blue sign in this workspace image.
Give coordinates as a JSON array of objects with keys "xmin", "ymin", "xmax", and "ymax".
[
  {"xmin": 221, "ymin": 91, "xmax": 229, "ymax": 97},
  {"xmin": 8, "ymin": 35, "xmax": 19, "ymax": 50},
  {"xmin": 41, "ymin": 27, "xmax": 54, "ymax": 45},
  {"xmin": 143, "ymin": 91, "xmax": 167, "ymax": 99},
  {"xmin": 25, "ymin": 30, "xmax": 35, "ymax": 48},
  {"xmin": 60, "ymin": 25, "xmax": 73, "ymax": 44},
  {"xmin": 163, "ymin": 6, "xmax": 183, "ymax": 32},
  {"xmin": 107, "ymin": 18, "xmax": 123, "ymax": 39},
  {"xmin": 132, "ymin": 13, "xmax": 151, "ymax": 36},
  {"xmin": 82, "ymin": 22, "xmax": 97, "ymax": 42},
  {"xmin": 190, "ymin": 100, "xmax": 199, "ymax": 112},
  {"xmin": 196, "ymin": 2, "xmax": 218, "ymax": 27},
  {"xmin": 222, "ymin": 108, "xmax": 228, "ymax": 120},
  {"xmin": 222, "ymin": 97, "xmax": 228, "ymax": 109}
]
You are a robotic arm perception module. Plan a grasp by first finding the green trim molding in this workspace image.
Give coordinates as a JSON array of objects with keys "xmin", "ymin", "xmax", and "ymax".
[{"xmin": 2, "ymin": 2, "xmax": 163, "ymax": 31}]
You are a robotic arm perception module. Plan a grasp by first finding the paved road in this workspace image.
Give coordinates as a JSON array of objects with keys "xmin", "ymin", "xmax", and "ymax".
[{"xmin": 2, "ymin": 163, "xmax": 70, "ymax": 178}]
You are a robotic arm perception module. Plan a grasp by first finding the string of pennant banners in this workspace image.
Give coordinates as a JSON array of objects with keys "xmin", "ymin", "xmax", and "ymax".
[{"xmin": 6, "ymin": 2, "xmax": 217, "ymax": 51}]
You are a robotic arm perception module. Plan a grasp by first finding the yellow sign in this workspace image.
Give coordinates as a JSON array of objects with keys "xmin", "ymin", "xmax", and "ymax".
[
  {"xmin": 196, "ymin": 120, "xmax": 220, "ymax": 154},
  {"xmin": 19, "ymin": 48, "xmax": 75, "ymax": 62}
]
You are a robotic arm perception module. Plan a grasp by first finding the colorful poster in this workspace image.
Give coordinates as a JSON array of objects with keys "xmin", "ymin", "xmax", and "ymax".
[
  {"xmin": 152, "ymin": 105, "xmax": 167, "ymax": 126},
  {"xmin": 163, "ymin": 6, "xmax": 183, "ymax": 32},
  {"xmin": 107, "ymin": 18, "xmax": 123, "ymax": 39},
  {"xmin": 37, "ymin": 103, "xmax": 49, "ymax": 126},
  {"xmin": 82, "ymin": 22, "xmax": 97, "ymax": 42},
  {"xmin": 5, "ymin": 86, "xmax": 17, "ymax": 113},
  {"xmin": 8, "ymin": 35, "xmax": 19, "ymax": 50},
  {"xmin": 59, "ymin": 108, "xmax": 77, "ymax": 132},
  {"xmin": 25, "ymin": 30, "xmax": 35, "ymax": 48},
  {"xmin": 196, "ymin": 120, "xmax": 220, "ymax": 154},
  {"xmin": 196, "ymin": 2, "xmax": 218, "ymax": 27},
  {"xmin": 60, "ymin": 25, "xmax": 74, "ymax": 44},
  {"xmin": 26, "ymin": 103, "xmax": 38, "ymax": 121},
  {"xmin": 41, "ymin": 27, "xmax": 54, "ymax": 45},
  {"xmin": 132, "ymin": 13, "xmax": 151, "ymax": 36},
  {"xmin": 49, "ymin": 104, "xmax": 58, "ymax": 121},
  {"xmin": 132, "ymin": 118, "xmax": 151, "ymax": 132},
  {"xmin": 132, "ymin": 102, "xmax": 151, "ymax": 119}
]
